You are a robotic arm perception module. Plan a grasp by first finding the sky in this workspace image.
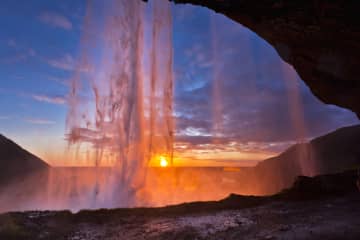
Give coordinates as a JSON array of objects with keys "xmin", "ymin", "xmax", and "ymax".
[{"xmin": 0, "ymin": 0, "xmax": 358, "ymax": 167}]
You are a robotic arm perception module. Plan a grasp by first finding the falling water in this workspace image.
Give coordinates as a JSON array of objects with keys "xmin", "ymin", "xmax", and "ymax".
[
  {"xmin": 280, "ymin": 63, "xmax": 317, "ymax": 176},
  {"xmin": 66, "ymin": 0, "xmax": 174, "ymax": 208},
  {"xmin": 211, "ymin": 14, "xmax": 224, "ymax": 144}
]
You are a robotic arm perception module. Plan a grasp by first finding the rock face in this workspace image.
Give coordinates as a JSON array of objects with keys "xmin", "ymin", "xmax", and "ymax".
[
  {"xmin": 169, "ymin": 0, "xmax": 360, "ymax": 117},
  {"xmin": 251, "ymin": 124, "xmax": 360, "ymax": 194},
  {"xmin": 0, "ymin": 134, "xmax": 49, "ymax": 186}
]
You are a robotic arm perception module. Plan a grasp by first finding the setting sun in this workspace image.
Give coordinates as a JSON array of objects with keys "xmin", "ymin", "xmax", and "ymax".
[{"xmin": 159, "ymin": 156, "xmax": 169, "ymax": 167}]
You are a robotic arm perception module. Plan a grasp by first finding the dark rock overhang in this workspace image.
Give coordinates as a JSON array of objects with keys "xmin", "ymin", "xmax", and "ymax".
[{"xmin": 156, "ymin": 0, "xmax": 360, "ymax": 117}]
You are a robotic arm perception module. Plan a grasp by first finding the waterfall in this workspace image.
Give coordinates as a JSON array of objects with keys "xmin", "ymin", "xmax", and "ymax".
[{"xmin": 66, "ymin": 0, "xmax": 174, "ymax": 208}]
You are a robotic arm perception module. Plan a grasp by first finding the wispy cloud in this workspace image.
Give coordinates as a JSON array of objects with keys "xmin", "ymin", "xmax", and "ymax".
[
  {"xmin": 45, "ymin": 54, "xmax": 92, "ymax": 73},
  {"xmin": 1, "ymin": 49, "xmax": 36, "ymax": 64},
  {"xmin": 2, "ymin": 38, "xmax": 36, "ymax": 64},
  {"xmin": 46, "ymin": 54, "xmax": 74, "ymax": 71},
  {"xmin": 47, "ymin": 75, "xmax": 70, "ymax": 86},
  {"xmin": 32, "ymin": 94, "xmax": 66, "ymax": 105},
  {"xmin": 7, "ymin": 39, "xmax": 17, "ymax": 47},
  {"xmin": 12, "ymin": 75, "xmax": 25, "ymax": 80},
  {"xmin": 38, "ymin": 11, "xmax": 72, "ymax": 30},
  {"xmin": 25, "ymin": 118, "xmax": 56, "ymax": 125},
  {"xmin": 28, "ymin": 48, "xmax": 36, "ymax": 57},
  {"xmin": 1, "ymin": 53, "xmax": 27, "ymax": 63},
  {"xmin": 0, "ymin": 116, "xmax": 11, "ymax": 120}
]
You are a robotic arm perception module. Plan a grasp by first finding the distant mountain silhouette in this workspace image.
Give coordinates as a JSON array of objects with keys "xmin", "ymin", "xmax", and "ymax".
[
  {"xmin": 0, "ymin": 134, "xmax": 49, "ymax": 186},
  {"xmin": 249, "ymin": 124, "xmax": 360, "ymax": 194}
]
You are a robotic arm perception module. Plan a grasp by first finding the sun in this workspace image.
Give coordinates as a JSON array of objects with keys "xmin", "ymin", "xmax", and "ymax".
[{"xmin": 159, "ymin": 156, "xmax": 169, "ymax": 167}]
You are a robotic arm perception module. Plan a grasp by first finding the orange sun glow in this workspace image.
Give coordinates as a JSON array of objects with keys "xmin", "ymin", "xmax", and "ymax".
[{"xmin": 159, "ymin": 156, "xmax": 168, "ymax": 167}]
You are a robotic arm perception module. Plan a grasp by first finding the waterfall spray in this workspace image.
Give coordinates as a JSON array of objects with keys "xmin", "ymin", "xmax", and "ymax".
[{"xmin": 66, "ymin": 0, "xmax": 174, "ymax": 208}]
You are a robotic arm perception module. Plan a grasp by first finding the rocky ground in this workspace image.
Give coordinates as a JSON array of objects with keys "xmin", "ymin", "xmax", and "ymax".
[{"xmin": 0, "ymin": 170, "xmax": 359, "ymax": 240}]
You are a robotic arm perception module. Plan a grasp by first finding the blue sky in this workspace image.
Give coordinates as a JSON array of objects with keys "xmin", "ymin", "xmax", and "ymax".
[{"xmin": 0, "ymin": 0, "xmax": 358, "ymax": 166}]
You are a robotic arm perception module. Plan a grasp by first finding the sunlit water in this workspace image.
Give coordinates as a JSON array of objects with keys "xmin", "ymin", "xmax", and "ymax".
[{"xmin": 65, "ymin": 0, "xmax": 174, "ymax": 208}]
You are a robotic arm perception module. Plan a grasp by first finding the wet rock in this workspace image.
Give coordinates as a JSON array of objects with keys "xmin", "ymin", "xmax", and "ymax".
[
  {"xmin": 278, "ymin": 225, "xmax": 291, "ymax": 232},
  {"xmin": 264, "ymin": 235, "xmax": 276, "ymax": 240},
  {"xmin": 290, "ymin": 170, "xmax": 358, "ymax": 196}
]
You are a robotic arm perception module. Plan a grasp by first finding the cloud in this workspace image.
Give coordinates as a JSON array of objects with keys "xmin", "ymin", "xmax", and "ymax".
[
  {"xmin": 28, "ymin": 48, "xmax": 36, "ymax": 57},
  {"xmin": 46, "ymin": 76, "xmax": 70, "ymax": 86},
  {"xmin": 38, "ymin": 11, "xmax": 72, "ymax": 30},
  {"xmin": 45, "ymin": 54, "xmax": 92, "ymax": 73},
  {"xmin": 7, "ymin": 39, "xmax": 17, "ymax": 47},
  {"xmin": 32, "ymin": 94, "xmax": 66, "ymax": 105},
  {"xmin": 1, "ymin": 39, "xmax": 36, "ymax": 63},
  {"xmin": 46, "ymin": 54, "xmax": 74, "ymax": 71},
  {"xmin": 25, "ymin": 118, "xmax": 56, "ymax": 125},
  {"xmin": 12, "ymin": 75, "xmax": 25, "ymax": 80},
  {"xmin": 0, "ymin": 116, "xmax": 11, "ymax": 120},
  {"xmin": 1, "ymin": 50, "xmax": 36, "ymax": 64},
  {"xmin": 1, "ymin": 53, "xmax": 27, "ymax": 63}
]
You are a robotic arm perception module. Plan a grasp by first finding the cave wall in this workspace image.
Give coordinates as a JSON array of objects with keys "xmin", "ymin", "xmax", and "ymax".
[{"xmin": 168, "ymin": 0, "xmax": 360, "ymax": 117}]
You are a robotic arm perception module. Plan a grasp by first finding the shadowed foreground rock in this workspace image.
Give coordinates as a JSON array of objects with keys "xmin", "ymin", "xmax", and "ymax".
[{"xmin": 1, "ymin": 170, "xmax": 359, "ymax": 240}]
